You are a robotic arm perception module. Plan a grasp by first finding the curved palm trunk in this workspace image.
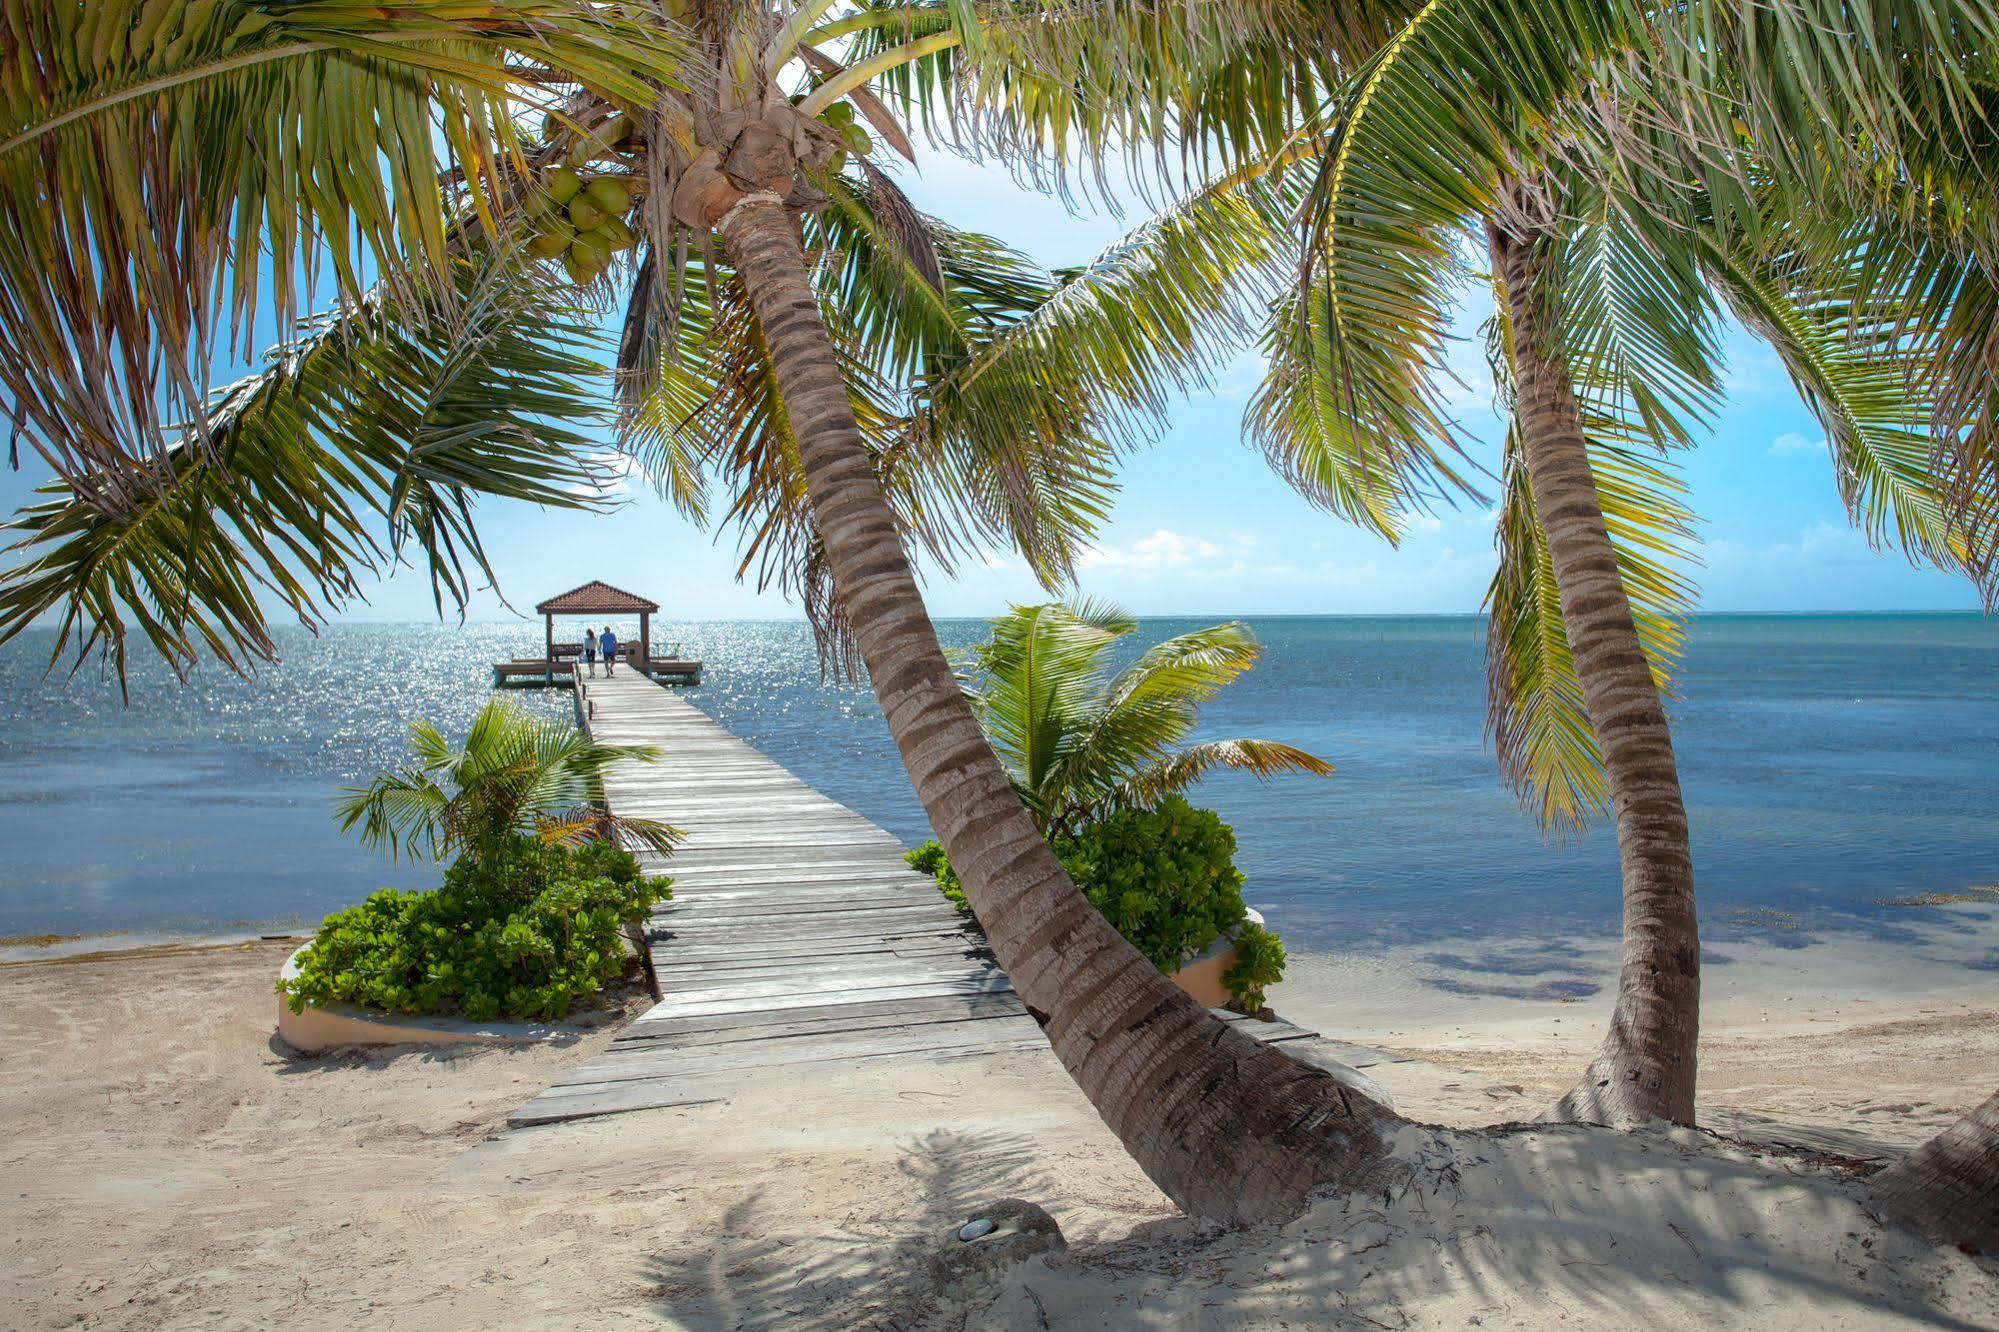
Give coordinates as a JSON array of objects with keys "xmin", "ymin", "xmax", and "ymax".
[
  {"xmin": 717, "ymin": 195, "xmax": 1395, "ymax": 1223},
  {"xmin": 1872, "ymin": 1089, "xmax": 1999, "ymax": 1252},
  {"xmin": 1489, "ymin": 203, "xmax": 1700, "ymax": 1127}
]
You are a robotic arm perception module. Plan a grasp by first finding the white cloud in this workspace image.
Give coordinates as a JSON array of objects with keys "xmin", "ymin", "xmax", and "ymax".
[
  {"xmin": 1768, "ymin": 431, "xmax": 1827, "ymax": 456},
  {"xmin": 569, "ymin": 450, "xmax": 649, "ymax": 501},
  {"xmin": 1405, "ymin": 513, "xmax": 1445, "ymax": 535},
  {"xmin": 1079, "ymin": 528, "xmax": 1226, "ymax": 573},
  {"xmin": 1077, "ymin": 528, "xmax": 1299, "ymax": 582}
]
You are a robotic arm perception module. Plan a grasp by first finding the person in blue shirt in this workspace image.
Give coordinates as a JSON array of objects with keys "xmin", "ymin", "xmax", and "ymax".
[{"xmin": 599, "ymin": 626, "xmax": 618, "ymax": 677}]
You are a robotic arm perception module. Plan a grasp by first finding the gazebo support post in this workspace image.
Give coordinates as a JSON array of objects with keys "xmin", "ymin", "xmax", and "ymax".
[
  {"xmin": 545, "ymin": 614, "xmax": 554, "ymax": 686},
  {"xmin": 639, "ymin": 611, "xmax": 651, "ymax": 675}
]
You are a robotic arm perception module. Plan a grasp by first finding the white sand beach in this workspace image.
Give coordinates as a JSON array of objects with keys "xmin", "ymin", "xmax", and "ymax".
[{"xmin": 1, "ymin": 919, "xmax": 1994, "ymax": 1329}]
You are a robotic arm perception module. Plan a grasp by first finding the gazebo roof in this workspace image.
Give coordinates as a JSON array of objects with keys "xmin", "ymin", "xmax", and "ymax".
[{"xmin": 535, "ymin": 580, "xmax": 659, "ymax": 615}]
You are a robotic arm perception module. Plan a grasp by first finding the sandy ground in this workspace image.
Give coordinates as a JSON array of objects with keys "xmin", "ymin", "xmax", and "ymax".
[{"xmin": 1, "ymin": 927, "xmax": 1994, "ymax": 1330}]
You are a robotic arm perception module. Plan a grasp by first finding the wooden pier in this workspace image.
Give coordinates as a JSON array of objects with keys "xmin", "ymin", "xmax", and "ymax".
[{"xmin": 510, "ymin": 671, "xmax": 1384, "ymax": 1128}]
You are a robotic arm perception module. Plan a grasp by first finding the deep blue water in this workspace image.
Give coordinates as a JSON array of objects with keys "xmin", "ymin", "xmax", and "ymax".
[{"xmin": 3, "ymin": 615, "xmax": 1996, "ymax": 959}]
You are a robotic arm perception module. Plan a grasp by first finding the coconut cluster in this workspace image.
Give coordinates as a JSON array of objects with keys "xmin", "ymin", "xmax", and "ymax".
[
  {"xmin": 817, "ymin": 101, "xmax": 872, "ymax": 174},
  {"xmin": 527, "ymin": 166, "xmax": 637, "ymax": 284}
]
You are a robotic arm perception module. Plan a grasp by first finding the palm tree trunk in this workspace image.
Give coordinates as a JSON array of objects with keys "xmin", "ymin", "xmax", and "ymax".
[
  {"xmin": 1872, "ymin": 1089, "xmax": 1999, "ymax": 1252},
  {"xmin": 716, "ymin": 194, "xmax": 1395, "ymax": 1224},
  {"xmin": 1488, "ymin": 199, "xmax": 1700, "ymax": 1127}
]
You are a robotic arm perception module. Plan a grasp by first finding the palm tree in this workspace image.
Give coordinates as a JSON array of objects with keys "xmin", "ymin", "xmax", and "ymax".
[
  {"xmin": 1872, "ymin": 1088, "xmax": 1999, "ymax": 1253},
  {"xmin": 0, "ymin": 1, "xmax": 1403, "ymax": 1223},
  {"xmin": 335, "ymin": 697, "xmax": 678, "ymax": 861},
  {"xmin": 905, "ymin": 0, "xmax": 1999, "ymax": 1128},
  {"xmin": 965, "ymin": 601, "xmax": 1331, "ymax": 838}
]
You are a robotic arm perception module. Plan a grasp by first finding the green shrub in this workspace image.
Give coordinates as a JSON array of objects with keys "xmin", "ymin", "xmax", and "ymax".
[
  {"xmin": 905, "ymin": 840, "xmax": 965, "ymax": 913},
  {"xmin": 907, "ymin": 795, "xmax": 1283, "ymax": 1009},
  {"xmin": 279, "ymin": 835, "xmax": 670, "ymax": 1022},
  {"xmin": 1222, "ymin": 921, "xmax": 1287, "ymax": 1013},
  {"xmin": 1057, "ymin": 797, "xmax": 1247, "ymax": 973}
]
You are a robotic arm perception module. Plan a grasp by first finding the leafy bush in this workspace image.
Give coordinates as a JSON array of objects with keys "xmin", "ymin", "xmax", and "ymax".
[
  {"xmin": 1057, "ymin": 797, "xmax": 1248, "ymax": 972},
  {"xmin": 1222, "ymin": 922, "xmax": 1287, "ymax": 1014},
  {"xmin": 279, "ymin": 835, "xmax": 670, "ymax": 1022},
  {"xmin": 907, "ymin": 794, "xmax": 1284, "ymax": 1010},
  {"xmin": 905, "ymin": 840, "xmax": 965, "ymax": 913}
]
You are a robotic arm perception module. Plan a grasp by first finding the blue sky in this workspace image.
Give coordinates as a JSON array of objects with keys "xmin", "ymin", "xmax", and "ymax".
[{"xmin": 3, "ymin": 151, "xmax": 1983, "ymax": 625}]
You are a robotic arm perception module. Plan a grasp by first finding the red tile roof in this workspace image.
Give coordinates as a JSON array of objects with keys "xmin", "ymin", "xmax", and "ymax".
[{"xmin": 534, "ymin": 580, "xmax": 660, "ymax": 614}]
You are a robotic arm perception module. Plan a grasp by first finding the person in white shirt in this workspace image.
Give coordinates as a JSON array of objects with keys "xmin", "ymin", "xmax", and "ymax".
[{"xmin": 581, "ymin": 626, "xmax": 597, "ymax": 677}]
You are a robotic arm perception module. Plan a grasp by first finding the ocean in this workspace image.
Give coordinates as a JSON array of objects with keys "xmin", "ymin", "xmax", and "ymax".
[{"xmin": 4, "ymin": 615, "xmax": 1997, "ymax": 973}]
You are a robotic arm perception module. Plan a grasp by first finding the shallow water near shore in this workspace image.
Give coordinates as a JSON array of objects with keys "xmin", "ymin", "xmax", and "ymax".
[{"xmin": 6, "ymin": 613, "xmax": 1998, "ymax": 993}]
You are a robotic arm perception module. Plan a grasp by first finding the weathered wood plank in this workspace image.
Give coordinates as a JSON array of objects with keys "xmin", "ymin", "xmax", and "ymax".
[
  {"xmin": 507, "ymin": 671, "xmax": 1332, "ymax": 1134},
  {"xmin": 507, "ymin": 672, "xmax": 1033, "ymax": 1129}
]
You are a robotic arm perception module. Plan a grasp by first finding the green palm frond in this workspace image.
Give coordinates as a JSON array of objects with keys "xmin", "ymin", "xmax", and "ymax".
[
  {"xmin": 1930, "ymin": 258, "xmax": 1999, "ymax": 596},
  {"xmin": 336, "ymin": 697, "xmax": 672, "ymax": 861},
  {"xmin": 1484, "ymin": 422, "xmax": 1697, "ymax": 834},
  {"xmin": 1663, "ymin": 0, "xmax": 1999, "ymax": 225},
  {"xmin": 1556, "ymin": 182, "xmax": 1725, "ymax": 453},
  {"xmin": 0, "ymin": 0, "xmax": 683, "ymax": 503},
  {"xmin": 965, "ymin": 604, "xmax": 1331, "ymax": 834},
  {"xmin": 622, "ymin": 184, "xmax": 1125, "ymax": 663},
  {"xmin": 844, "ymin": 0, "xmax": 1368, "ymax": 191},
  {"xmin": 1481, "ymin": 224, "xmax": 1703, "ymax": 835},
  {"xmin": 934, "ymin": 150, "xmax": 1308, "ymax": 457},
  {"xmin": 0, "ymin": 258, "xmax": 617, "ymax": 687},
  {"xmin": 1284, "ymin": 0, "xmax": 1642, "ymax": 532},
  {"xmin": 1711, "ymin": 227, "xmax": 1999, "ymax": 606},
  {"xmin": 1122, "ymin": 739, "xmax": 1336, "ymax": 810},
  {"xmin": 968, "ymin": 599, "xmax": 1134, "ymax": 814}
]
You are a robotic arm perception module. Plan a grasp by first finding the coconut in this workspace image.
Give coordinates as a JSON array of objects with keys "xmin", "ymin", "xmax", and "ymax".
[
  {"xmin": 567, "ymin": 197, "xmax": 606, "ymax": 231},
  {"xmin": 561, "ymin": 249, "xmax": 592, "ymax": 285},
  {"xmin": 570, "ymin": 232, "xmax": 614, "ymax": 272},
  {"xmin": 584, "ymin": 174, "xmax": 632, "ymax": 216},
  {"xmin": 599, "ymin": 217, "xmax": 639, "ymax": 251},
  {"xmin": 822, "ymin": 101, "xmax": 855, "ymax": 127},
  {"xmin": 545, "ymin": 166, "xmax": 583, "ymax": 204},
  {"xmin": 527, "ymin": 229, "xmax": 571, "ymax": 258},
  {"xmin": 841, "ymin": 123, "xmax": 872, "ymax": 155}
]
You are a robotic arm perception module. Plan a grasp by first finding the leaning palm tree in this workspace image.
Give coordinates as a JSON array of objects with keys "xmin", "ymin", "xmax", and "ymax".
[
  {"xmin": 1872, "ymin": 1087, "xmax": 1999, "ymax": 1254},
  {"xmin": 966, "ymin": 601, "xmax": 1331, "ymax": 838},
  {"xmin": 900, "ymin": 0, "xmax": 1999, "ymax": 1129},
  {"xmin": 336, "ymin": 697, "xmax": 679, "ymax": 860},
  {"xmin": 0, "ymin": 1, "xmax": 1405, "ymax": 1224}
]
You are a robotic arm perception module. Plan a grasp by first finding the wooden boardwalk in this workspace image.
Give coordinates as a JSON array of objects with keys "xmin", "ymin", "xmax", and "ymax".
[{"xmin": 510, "ymin": 671, "xmax": 1374, "ymax": 1128}]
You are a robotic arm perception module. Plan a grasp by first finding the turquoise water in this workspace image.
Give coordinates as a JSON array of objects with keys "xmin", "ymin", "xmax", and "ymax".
[{"xmin": 3, "ymin": 616, "xmax": 1997, "ymax": 972}]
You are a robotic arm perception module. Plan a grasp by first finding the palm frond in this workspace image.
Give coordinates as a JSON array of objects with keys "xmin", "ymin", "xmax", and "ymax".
[
  {"xmin": 1049, "ymin": 618, "xmax": 1271, "ymax": 818},
  {"xmin": 967, "ymin": 600, "xmax": 1132, "ymax": 815},
  {"xmin": 1712, "ymin": 228, "xmax": 1999, "ymax": 607},
  {"xmin": 0, "ymin": 0, "xmax": 682, "ymax": 506},
  {"xmin": 845, "ymin": 0, "xmax": 1367, "ymax": 194},
  {"xmin": 1484, "ymin": 423, "xmax": 1697, "ymax": 833},
  {"xmin": 0, "ymin": 258, "xmax": 616, "ymax": 686},
  {"xmin": 340, "ymin": 698, "xmax": 667, "ymax": 861},
  {"xmin": 1285, "ymin": 0, "xmax": 1645, "ymax": 532},
  {"xmin": 1481, "ymin": 211, "xmax": 1703, "ymax": 835},
  {"xmin": 1121, "ymin": 738, "xmax": 1334, "ymax": 808},
  {"xmin": 1662, "ymin": 0, "xmax": 1999, "ymax": 228}
]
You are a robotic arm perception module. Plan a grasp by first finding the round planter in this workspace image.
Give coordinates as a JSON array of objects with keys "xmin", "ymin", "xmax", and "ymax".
[
  {"xmin": 274, "ymin": 945, "xmax": 605, "ymax": 1054},
  {"xmin": 1167, "ymin": 908, "xmax": 1265, "ymax": 1007}
]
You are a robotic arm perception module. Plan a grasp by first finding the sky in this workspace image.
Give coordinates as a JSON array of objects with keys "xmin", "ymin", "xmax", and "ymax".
[{"xmin": 2, "ymin": 149, "xmax": 1985, "ymax": 628}]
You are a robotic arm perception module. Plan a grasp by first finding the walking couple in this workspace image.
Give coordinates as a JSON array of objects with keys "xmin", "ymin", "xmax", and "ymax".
[{"xmin": 580, "ymin": 625, "xmax": 618, "ymax": 677}]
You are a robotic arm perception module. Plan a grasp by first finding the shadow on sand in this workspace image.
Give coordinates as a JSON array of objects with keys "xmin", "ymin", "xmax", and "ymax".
[{"xmin": 641, "ymin": 1127, "xmax": 1056, "ymax": 1328}]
